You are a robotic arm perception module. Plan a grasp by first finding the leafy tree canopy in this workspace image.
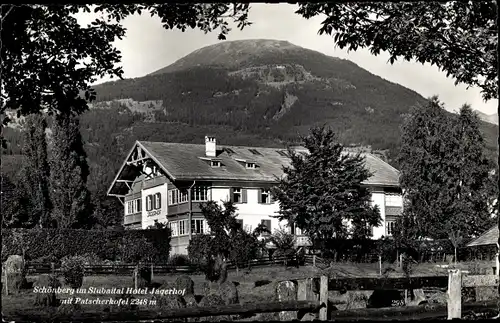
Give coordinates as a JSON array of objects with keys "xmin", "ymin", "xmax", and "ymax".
[
  {"xmin": 0, "ymin": 4, "xmax": 252, "ymax": 134},
  {"xmin": 271, "ymin": 125, "xmax": 381, "ymax": 245},
  {"xmin": 295, "ymin": 1, "xmax": 498, "ymax": 101}
]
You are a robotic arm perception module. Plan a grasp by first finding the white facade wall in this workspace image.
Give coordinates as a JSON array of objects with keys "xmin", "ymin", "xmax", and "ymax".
[
  {"xmin": 211, "ymin": 187, "xmax": 283, "ymax": 234},
  {"xmin": 141, "ymin": 183, "xmax": 169, "ymax": 229}
]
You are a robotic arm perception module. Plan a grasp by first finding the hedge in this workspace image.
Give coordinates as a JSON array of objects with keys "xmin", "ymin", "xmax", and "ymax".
[
  {"xmin": 314, "ymin": 238, "xmax": 469, "ymax": 263},
  {"xmin": 1, "ymin": 228, "xmax": 171, "ymax": 263}
]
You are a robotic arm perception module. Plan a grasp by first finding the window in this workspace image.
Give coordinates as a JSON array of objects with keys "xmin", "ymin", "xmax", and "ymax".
[
  {"xmin": 246, "ymin": 162, "xmax": 256, "ymax": 169},
  {"xmin": 136, "ymin": 199, "xmax": 142, "ymax": 212},
  {"xmin": 126, "ymin": 201, "xmax": 133, "ymax": 214},
  {"xmin": 232, "ymin": 188, "xmax": 241, "ymax": 203},
  {"xmin": 385, "ymin": 194, "xmax": 402, "ymax": 207},
  {"xmin": 236, "ymin": 219, "xmax": 243, "ymax": 229},
  {"xmin": 146, "ymin": 195, "xmax": 153, "ymax": 211},
  {"xmin": 211, "ymin": 160, "xmax": 221, "ymax": 167},
  {"xmin": 261, "ymin": 219, "xmax": 271, "ymax": 236},
  {"xmin": 168, "ymin": 221, "xmax": 178, "ymax": 237},
  {"xmin": 179, "ymin": 220, "xmax": 189, "ymax": 236},
  {"xmin": 154, "ymin": 193, "xmax": 161, "ymax": 209},
  {"xmin": 191, "ymin": 219, "xmax": 205, "ymax": 235},
  {"xmin": 179, "ymin": 190, "xmax": 188, "ymax": 203},
  {"xmin": 193, "ymin": 186, "xmax": 208, "ymax": 202},
  {"xmin": 386, "ymin": 221, "xmax": 396, "ymax": 236},
  {"xmin": 168, "ymin": 190, "xmax": 174, "ymax": 205},
  {"xmin": 259, "ymin": 189, "xmax": 271, "ymax": 204}
]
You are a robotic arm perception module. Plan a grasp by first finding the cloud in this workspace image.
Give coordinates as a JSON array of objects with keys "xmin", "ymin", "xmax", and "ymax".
[{"xmin": 75, "ymin": 4, "xmax": 498, "ymax": 115}]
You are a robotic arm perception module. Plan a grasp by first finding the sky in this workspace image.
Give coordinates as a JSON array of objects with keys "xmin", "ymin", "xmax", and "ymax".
[{"xmin": 76, "ymin": 3, "xmax": 498, "ymax": 116}]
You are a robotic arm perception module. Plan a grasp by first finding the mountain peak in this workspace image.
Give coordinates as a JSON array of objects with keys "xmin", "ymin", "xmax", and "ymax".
[{"xmin": 149, "ymin": 39, "xmax": 322, "ymax": 75}]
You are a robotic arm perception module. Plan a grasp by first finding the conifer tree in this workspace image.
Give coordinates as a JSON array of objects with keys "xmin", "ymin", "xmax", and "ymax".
[
  {"xmin": 49, "ymin": 112, "xmax": 94, "ymax": 228},
  {"xmin": 446, "ymin": 104, "xmax": 494, "ymax": 236},
  {"xmin": 19, "ymin": 113, "xmax": 52, "ymax": 228},
  {"xmin": 399, "ymin": 97, "xmax": 494, "ymax": 240},
  {"xmin": 271, "ymin": 125, "xmax": 381, "ymax": 246}
]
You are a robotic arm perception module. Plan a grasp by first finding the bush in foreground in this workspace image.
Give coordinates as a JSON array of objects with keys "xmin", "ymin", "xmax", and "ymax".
[
  {"xmin": 60, "ymin": 255, "xmax": 86, "ymax": 289},
  {"xmin": 33, "ymin": 274, "xmax": 61, "ymax": 307}
]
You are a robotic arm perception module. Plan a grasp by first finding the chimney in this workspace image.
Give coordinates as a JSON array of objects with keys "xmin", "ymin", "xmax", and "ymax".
[{"xmin": 205, "ymin": 136, "xmax": 216, "ymax": 157}]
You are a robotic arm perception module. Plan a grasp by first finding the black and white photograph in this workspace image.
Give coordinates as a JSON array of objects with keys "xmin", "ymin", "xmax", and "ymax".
[{"xmin": 1, "ymin": 2, "xmax": 499, "ymax": 322}]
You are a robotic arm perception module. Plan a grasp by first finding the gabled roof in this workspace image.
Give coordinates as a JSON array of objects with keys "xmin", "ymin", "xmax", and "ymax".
[
  {"xmin": 107, "ymin": 140, "xmax": 401, "ymax": 196},
  {"xmin": 466, "ymin": 226, "xmax": 498, "ymax": 247}
]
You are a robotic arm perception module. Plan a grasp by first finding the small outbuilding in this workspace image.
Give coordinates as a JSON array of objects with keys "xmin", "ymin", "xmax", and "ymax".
[{"xmin": 466, "ymin": 226, "xmax": 498, "ymax": 261}]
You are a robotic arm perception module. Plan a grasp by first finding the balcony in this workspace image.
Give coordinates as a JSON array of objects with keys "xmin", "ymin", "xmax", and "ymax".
[
  {"xmin": 124, "ymin": 213, "xmax": 142, "ymax": 225},
  {"xmin": 385, "ymin": 206, "xmax": 403, "ymax": 216}
]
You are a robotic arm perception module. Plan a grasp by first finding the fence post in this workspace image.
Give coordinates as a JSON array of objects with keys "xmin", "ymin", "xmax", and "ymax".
[
  {"xmin": 313, "ymin": 255, "xmax": 316, "ymax": 267},
  {"xmin": 276, "ymin": 281, "xmax": 298, "ymax": 321},
  {"xmin": 319, "ymin": 276, "xmax": 328, "ymax": 321},
  {"xmin": 447, "ymin": 269, "xmax": 462, "ymax": 320},
  {"xmin": 4, "ymin": 269, "xmax": 8, "ymax": 296},
  {"xmin": 297, "ymin": 278, "xmax": 317, "ymax": 321}
]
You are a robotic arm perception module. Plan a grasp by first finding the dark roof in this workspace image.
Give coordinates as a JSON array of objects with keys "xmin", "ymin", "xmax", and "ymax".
[
  {"xmin": 108, "ymin": 140, "xmax": 401, "ymax": 195},
  {"xmin": 466, "ymin": 226, "xmax": 498, "ymax": 247}
]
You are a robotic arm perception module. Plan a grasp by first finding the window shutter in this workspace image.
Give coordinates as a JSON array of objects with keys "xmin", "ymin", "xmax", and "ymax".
[
  {"xmin": 156, "ymin": 193, "xmax": 161, "ymax": 209},
  {"xmin": 229, "ymin": 188, "xmax": 234, "ymax": 202},
  {"xmin": 257, "ymin": 189, "xmax": 262, "ymax": 203},
  {"xmin": 242, "ymin": 188, "xmax": 247, "ymax": 203}
]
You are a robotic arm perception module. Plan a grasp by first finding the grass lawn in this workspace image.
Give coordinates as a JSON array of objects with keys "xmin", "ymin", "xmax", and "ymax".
[{"xmin": 2, "ymin": 261, "xmax": 496, "ymax": 318}]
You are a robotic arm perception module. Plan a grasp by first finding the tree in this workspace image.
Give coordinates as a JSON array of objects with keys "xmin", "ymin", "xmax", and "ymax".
[
  {"xmin": 295, "ymin": 1, "xmax": 497, "ymax": 101},
  {"xmin": 271, "ymin": 125, "xmax": 381, "ymax": 249},
  {"xmin": 18, "ymin": 113, "xmax": 52, "ymax": 228},
  {"xmin": 49, "ymin": 112, "xmax": 94, "ymax": 228},
  {"xmin": 399, "ymin": 97, "xmax": 493, "ymax": 240},
  {"xmin": 0, "ymin": 175, "xmax": 29, "ymax": 228},
  {"xmin": 0, "ymin": 3, "xmax": 252, "ymax": 148},
  {"xmin": 398, "ymin": 97, "xmax": 457, "ymax": 240},
  {"xmin": 187, "ymin": 200, "xmax": 263, "ymax": 282},
  {"xmin": 448, "ymin": 104, "xmax": 494, "ymax": 236},
  {"xmin": 449, "ymin": 230, "xmax": 464, "ymax": 265}
]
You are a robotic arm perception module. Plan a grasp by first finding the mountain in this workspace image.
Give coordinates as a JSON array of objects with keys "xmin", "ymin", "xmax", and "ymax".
[
  {"xmin": 476, "ymin": 111, "xmax": 499, "ymax": 125},
  {"xmin": 2, "ymin": 39, "xmax": 498, "ymax": 207}
]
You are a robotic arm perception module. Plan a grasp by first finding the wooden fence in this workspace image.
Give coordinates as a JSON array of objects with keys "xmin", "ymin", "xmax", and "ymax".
[
  {"xmin": 3, "ymin": 271, "xmax": 499, "ymax": 322},
  {"xmin": 24, "ymin": 255, "xmax": 305, "ymax": 276}
]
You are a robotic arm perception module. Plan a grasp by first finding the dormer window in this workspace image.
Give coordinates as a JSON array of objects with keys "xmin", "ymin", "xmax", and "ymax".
[
  {"xmin": 211, "ymin": 160, "xmax": 221, "ymax": 167},
  {"xmin": 246, "ymin": 162, "xmax": 256, "ymax": 169}
]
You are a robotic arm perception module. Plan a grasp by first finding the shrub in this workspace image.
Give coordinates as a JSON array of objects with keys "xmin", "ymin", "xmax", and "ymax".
[
  {"xmin": 60, "ymin": 256, "xmax": 86, "ymax": 289},
  {"xmin": 33, "ymin": 274, "xmax": 61, "ymax": 307},
  {"xmin": 175, "ymin": 275, "xmax": 195, "ymax": 296},
  {"xmin": 218, "ymin": 281, "xmax": 239, "ymax": 305},
  {"xmin": 168, "ymin": 254, "xmax": 191, "ymax": 266}
]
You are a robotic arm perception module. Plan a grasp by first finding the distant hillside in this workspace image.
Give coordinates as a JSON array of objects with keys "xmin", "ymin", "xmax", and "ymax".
[
  {"xmin": 2, "ymin": 39, "xmax": 498, "ymax": 193},
  {"xmin": 477, "ymin": 111, "xmax": 499, "ymax": 125}
]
